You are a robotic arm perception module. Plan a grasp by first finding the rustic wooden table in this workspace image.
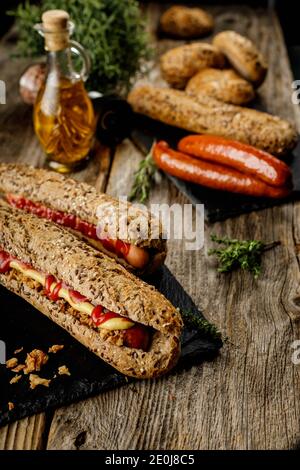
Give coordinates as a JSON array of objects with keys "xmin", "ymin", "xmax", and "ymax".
[{"xmin": 1, "ymin": 4, "xmax": 300, "ymax": 450}]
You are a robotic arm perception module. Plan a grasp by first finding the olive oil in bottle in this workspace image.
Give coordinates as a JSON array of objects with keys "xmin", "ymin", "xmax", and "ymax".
[{"xmin": 33, "ymin": 10, "xmax": 95, "ymax": 173}]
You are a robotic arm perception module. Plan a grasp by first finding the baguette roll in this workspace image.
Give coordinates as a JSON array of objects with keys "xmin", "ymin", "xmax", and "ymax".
[
  {"xmin": 160, "ymin": 43, "xmax": 225, "ymax": 89},
  {"xmin": 186, "ymin": 68, "xmax": 255, "ymax": 105},
  {"xmin": 0, "ymin": 164, "xmax": 166, "ymax": 274},
  {"xmin": 0, "ymin": 205, "xmax": 182, "ymax": 378},
  {"xmin": 212, "ymin": 30, "xmax": 268, "ymax": 87},
  {"xmin": 159, "ymin": 6, "xmax": 214, "ymax": 39},
  {"xmin": 128, "ymin": 85, "xmax": 297, "ymax": 156}
]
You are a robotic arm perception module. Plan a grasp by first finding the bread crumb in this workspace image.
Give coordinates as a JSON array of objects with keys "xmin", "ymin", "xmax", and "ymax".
[
  {"xmin": 12, "ymin": 364, "xmax": 25, "ymax": 373},
  {"xmin": 48, "ymin": 344, "xmax": 64, "ymax": 354},
  {"xmin": 58, "ymin": 365, "xmax": 71, "ymax": 376},
  {"xmin": 24, "ymin": 349, "xmax": 48, "ymax": 374},
  {"xmin": 29, "ymin": 374, "xmax": 51, "ymax": 390},
  {"xmin": 6, "ymin": 358, "xmax": 18, "ymax": 369},
  {"xmin": 14, "ymin": 347, "xmax": 23, "ymax": 354},
  {"xmin": 10, "ymin": 375, "xmax": 22, "ymax": 385},
  {"xmin": 8, "ymin": 402, "xmax": 14, "ymax": 411}
]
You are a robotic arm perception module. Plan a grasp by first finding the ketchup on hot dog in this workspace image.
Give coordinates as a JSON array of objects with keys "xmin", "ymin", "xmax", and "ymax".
[
  {"xmin": 0, "ymin": 249, "xmax": 150, "ymax": 350},
  {"xmin": 6, "ymin": 194, "xmax": 149, "ymax": 270}
]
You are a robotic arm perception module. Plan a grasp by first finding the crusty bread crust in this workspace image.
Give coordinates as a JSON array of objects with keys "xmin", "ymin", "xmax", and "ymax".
[
  {"xmin": 0, "ymin": 205, "xmax": 182, "ymax": 337},
  {"xmin": 0, "ymin": 163, "xmax": 166, "ymax": 273},
  {"xmin": 0, "ymin": 272, "xmax": 180, "ymax": 378},
  {"xmin": 212, "ymin": 31, "xmax": 268, "ymax": 87},
  {"xmin": 160, "ymin": 43, "xmax": 225, "ymax": 89},
  {"xmin": 128, "ymin": 85, "xmax": 297, "ymax": 155},
  {"xmin": 159, "ymin": 6, "xmax": 214, "ymax": 39},
  {"xmin": 186, "ymin": 68, "xmax": 255, "ymax": 105}
]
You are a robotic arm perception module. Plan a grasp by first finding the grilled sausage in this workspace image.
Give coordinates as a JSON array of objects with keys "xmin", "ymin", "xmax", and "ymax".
[
  {"xmin": 152, "ymin": 141, "xmax": 290, "ymax": 198},
  {"xmin": 178, "ymin": 135, "xmax": 292, "ymax": 187}
]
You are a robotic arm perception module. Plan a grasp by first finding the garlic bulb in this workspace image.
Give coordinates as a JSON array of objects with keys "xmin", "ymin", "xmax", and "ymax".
[{"xmin": 19, "ymin": 63, "xmax": 46, "ymax": 105}]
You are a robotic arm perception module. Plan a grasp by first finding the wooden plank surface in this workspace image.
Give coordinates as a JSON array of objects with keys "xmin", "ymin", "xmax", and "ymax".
[
  {"xmin": 1, "ymin": 4, "xmax": 300, "ymax": 450},
  {"xmin": 0, "ymin": 28, "xmax": 48, "ymax": 451},
  {"xmin": 0, "ymin": 414, "xmax": 46, "ymax": 450}
]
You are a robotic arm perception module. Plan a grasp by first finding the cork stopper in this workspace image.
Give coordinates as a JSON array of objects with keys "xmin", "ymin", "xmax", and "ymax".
[{"xmin": 42, "ymin": 10, "xmax": 70, "ymax": 51}]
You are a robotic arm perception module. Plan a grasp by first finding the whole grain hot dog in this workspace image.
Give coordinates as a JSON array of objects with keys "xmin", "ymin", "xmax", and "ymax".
[
  {"xmin": 178, "ymin": 135, "xmax": 292, "ymax": 187},
  {"xmin": 0, "ymin": 164, "xmax": 165, "ymax": 274},
  {"xmin": 0, "ymin": 205, "xmax": 182, "ymax": 378},
  {"xmin": 153, "ymin": 141, "xmax": 290, "ymax": 199}
]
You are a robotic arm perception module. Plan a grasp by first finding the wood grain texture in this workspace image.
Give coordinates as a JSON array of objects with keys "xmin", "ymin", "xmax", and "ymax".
[
  {"xmin": 0, "ymin": 27, "xmax": 49, "ymax": 452},
  {"xmin": 47, "ymin": 4, "xmax": 300, "ymax": 450},
  {"xmin": 1, "ymin": 3, "xmax": 300, "ymax": 450},
  {"xmin": 0, "ymin": 28, "xmax": 111, "ymax": 450},
  {"xmin": 0, "ymin": 414, "xmax": 46, "ymax": 450}
]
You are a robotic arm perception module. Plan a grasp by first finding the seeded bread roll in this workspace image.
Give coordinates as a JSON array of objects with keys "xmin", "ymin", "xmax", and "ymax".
[
  {"xmin": 0, "ymin": 205, "xmax": 182, "ymax": 378},
  {"xmin": 212, "ymin": 30, "xmax": 268, "ymax": 87},
  {"xmin": 160, "ymin": 43, "xmax": 225, "ymax": 89},
  {"xmin": 186, "ymin": 68, "xmax": 255, "ymax": 105},
  {"xmin": 0, "ymin": 164, "xmax": 166, "ymax": 274},
  {"xmin": 128, "ymin": 85, "xmax": 297, "ymax": 156},
  {"xmin": 159, "ymin": 5, "xmax": 214, "ymax": 38}
]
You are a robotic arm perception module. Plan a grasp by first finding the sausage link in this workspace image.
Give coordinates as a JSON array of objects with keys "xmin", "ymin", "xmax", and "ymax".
[
  {"xmin": 153, "ymin": 141, "xmax": 290, "ymax": 199},
  {"xmin": 123, "ymin": 325, "xmax": 150, "ymax": 351},
  {"xmin": 178, "ymin": 135, "xmax": 291, "ymax": 187},
  {"xmin": 116, "ymin": 242, "xmax": 150, "ymax": 270},
  {"xmin": 5, "ymin": 193, "xmax": 150, "ymax": 271}
]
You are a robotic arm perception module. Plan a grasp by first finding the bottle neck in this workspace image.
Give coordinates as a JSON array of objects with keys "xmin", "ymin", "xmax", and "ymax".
[{"xmin": 46, "ymin": 48, "xmax": 80, "ymax": 82}]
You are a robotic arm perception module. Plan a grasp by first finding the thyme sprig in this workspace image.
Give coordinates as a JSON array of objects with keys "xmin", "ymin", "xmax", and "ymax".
[
  {"xmin": 181, "ymin": 310, "xmax": 222, "ymax": 341},
  {"xmin": 8, "ymin": 0, "xmax": 151, "ymax": 94},
  {"xmin": 208, "ymin": 234, "xmax": 280, "ymax": 279},
  {"xmin": 129, "ymin": 150, "xmax": 157, "ymax": 203}
]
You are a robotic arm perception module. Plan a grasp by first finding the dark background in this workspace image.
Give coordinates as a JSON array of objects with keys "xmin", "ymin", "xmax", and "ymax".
[{"xmin": 0, "ymin": 1, "xmax": 299, "ymax": 76}]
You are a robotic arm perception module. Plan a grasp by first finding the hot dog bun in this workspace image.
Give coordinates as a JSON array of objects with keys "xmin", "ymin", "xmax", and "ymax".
[
  {"xmin": 0, "ymin": 205, "xmax": 182, "ymax": 378},
  {"xmin": 160, "ymin": 43, "xmax": 225, "ymax": 89},
  {"xmin": 159, "ymin": 6, "xmax": 214, "ymax": 38},
  {"xmin": 186, "ymin": 68, "xmax": 255, "ymax": 105},
  {"xmin": 0, "ymin": 163, "xmax": 166, "ymax": 274},
  {"xmin": 128, "ymin": 85, "xmax": 297, "ymax": 156},
  {"xmin": 212, "ymin": 30, "xmax": 268, "ymax": 87}
]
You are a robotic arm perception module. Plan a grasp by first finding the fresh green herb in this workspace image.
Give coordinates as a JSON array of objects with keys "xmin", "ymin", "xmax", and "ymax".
[
  {"xmin": 129, "ymin": 150, "xmax": 157, "ymax": 203},
  {"xmin": 181, "ymin": 310, "xmax": 222, "ymax": 341},
  {"xmin": 8, "ymin": 0, "xmax": 151, "ymax": 94},
  {"xmin": 208, "ymin": 234, "xmax": 280, "ymax": 279}
]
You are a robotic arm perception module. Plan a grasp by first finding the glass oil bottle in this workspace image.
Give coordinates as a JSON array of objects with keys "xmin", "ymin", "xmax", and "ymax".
[{"xmin": 33, "ymin": 10, "xmax": 95, "ymax": 173}]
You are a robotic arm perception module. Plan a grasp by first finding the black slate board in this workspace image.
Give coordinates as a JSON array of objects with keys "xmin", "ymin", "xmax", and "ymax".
[
  {"xmin": 131, "ymin": 114, "xmax": 300, "ymax": 223},
  {"xmin": 0, "ymin": 266, "xmax": 222, "ymax": 427}
]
